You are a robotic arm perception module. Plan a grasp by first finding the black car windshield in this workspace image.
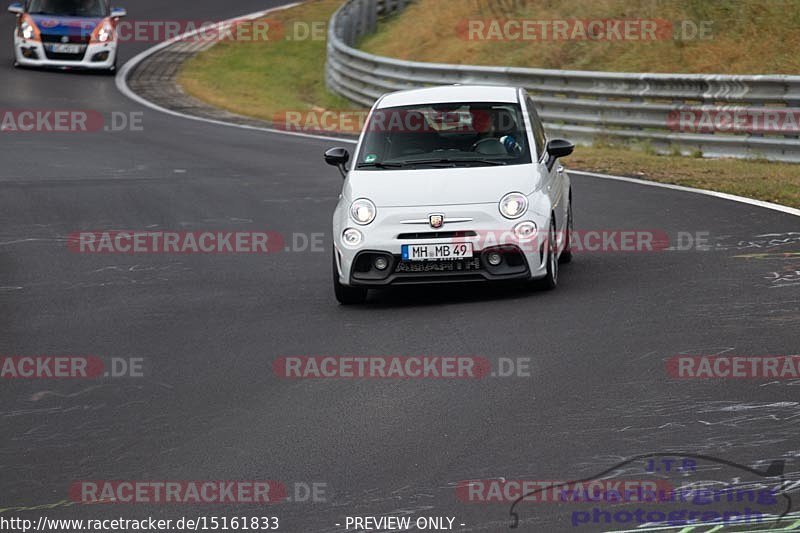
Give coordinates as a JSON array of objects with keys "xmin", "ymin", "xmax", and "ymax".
[
  {"xmin": 27, "ymin": 0, "xmax": 107, "ymax": 17},
  {"xmin": 355, "ymin": 102, "xmax": 532, "ymax": 170}
]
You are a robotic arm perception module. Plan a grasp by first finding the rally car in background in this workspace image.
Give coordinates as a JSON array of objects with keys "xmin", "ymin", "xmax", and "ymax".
[
  {"xmin": 326, "ymin": 85, "xmax": 575, "ymax": 305},
  {"xmin": 8, "ymin": 0, "xmax": 126, "ymax": 72}
]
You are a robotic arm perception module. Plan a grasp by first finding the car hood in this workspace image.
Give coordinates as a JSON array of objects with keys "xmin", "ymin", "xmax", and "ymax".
[
  {"xmin": 30, "ymin": 15, "xmax": 103, "ymax": 37},
  {"xmin": 345, "ymin": 165, "xmax": 539, "ymax": 207}
]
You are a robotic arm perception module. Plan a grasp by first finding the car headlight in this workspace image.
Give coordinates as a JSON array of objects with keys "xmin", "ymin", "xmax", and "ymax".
[
  {"xmin": 20, "ymin": 20, "xmax": 34, "ymax": 39},
  {"xmin": 18, "ymin": 15, "xmax": 40, "ymax": 41},
  {"xmin": 342, "ymin": 228, "xmax": 363, "ymax": 247},
  {"xmin": 90, "ymin": 18, "xmax": 115, "ymax": 44},
  {"xmin": 349, "ymin": 198, "xmax": 376, "ymax": 225},
  {"xmin": 98, "ymin": 25, "xmax": 112, "ymax": 42},
  {"xmin": 499, "ymin": 192, "xmax": 528, "ymax": 219}
]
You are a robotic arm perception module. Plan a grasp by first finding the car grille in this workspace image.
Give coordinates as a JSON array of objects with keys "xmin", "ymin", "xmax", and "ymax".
[
  {"xmin": 41, "ymin": 33, "xmax": 89, "ymax": 61},
  {"xmin": 395, "ymin": 257, "xmax": 483, "ymax": 273},
  {"xmin": 397, "ymin": 231, "xmax": 477, "ymax": 240},
  {"xmin": 41, "ymin": 33, "xmax": 91, "ymax": 44}
]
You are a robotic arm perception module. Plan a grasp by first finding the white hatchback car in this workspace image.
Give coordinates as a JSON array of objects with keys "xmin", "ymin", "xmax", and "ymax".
[
  {"xmin": 326, "ymin": 85, "xmax": 574, "ymax": 305},
  {"xmin": 8, "ymin": 0, "xmax": 126, "ymax": 72}
]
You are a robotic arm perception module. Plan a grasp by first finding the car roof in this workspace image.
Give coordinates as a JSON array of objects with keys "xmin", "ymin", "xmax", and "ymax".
[{"xmin": 376, "ymin": 85, "xmax": 521, "ymax": 109}]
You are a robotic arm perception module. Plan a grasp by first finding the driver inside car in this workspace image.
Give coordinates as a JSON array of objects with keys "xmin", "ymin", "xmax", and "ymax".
[{"xmin": 470, "ymin": 108, "xmax": 524, "ymax": 156}]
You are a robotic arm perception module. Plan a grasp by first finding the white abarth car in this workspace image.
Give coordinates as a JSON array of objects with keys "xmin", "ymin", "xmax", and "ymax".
[
  {"xmin": 326, "ymin": 85, "xmax": 575, "ymax": 305},
  {"xmin": 8, "ymin": 0, "xmax": 126, "ymax": 72}
]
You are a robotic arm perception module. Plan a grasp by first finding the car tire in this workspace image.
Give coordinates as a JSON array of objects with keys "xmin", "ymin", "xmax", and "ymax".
[
  {"xmin": 559, "ymin": 197, "xmax": 573, "ymax": 264},
  {"xmin": 534, "ymin": 219, "xmax": 558, "ymax": 291},
  {"xmin": 333, "ymin": 253, "xmax": 368, "ymax": 305}
]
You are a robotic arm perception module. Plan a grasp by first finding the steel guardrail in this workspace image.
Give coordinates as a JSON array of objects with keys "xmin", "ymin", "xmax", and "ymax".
[{"xmin": 326, "ymin": 0, "xmax": 800, "ymax": 162}]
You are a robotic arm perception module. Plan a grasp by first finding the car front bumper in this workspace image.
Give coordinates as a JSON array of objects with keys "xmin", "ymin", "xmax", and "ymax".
[
  {"xmin": 14, "ymin": 36, "xmax": 117, "ymax": 70},
  {"xmin": 333, "ymin": 203, "xmax": 552, "ymax": 287}
]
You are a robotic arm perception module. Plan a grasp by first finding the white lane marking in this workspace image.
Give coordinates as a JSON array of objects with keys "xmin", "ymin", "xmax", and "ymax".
[
  {"xmin": 569, "ymin": 170, "xmax": 800, "ymax": 217},
  {"xmin": 115, "ymin": 5, "xmax": 800, "ymax": 219}
]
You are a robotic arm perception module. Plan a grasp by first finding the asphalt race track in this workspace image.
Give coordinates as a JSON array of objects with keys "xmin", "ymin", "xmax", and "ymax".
[{"xmin": 1, "ymin": 1, "xmax": 799, "ymax": 532}]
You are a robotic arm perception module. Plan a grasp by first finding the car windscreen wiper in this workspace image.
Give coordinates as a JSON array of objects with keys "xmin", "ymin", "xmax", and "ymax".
[
  {"xmin": 457, "ymin": 158, "xmax": 508, "ymax": 166},
  {"xmin": 355, "ymin": 162, "xmax": 404, "ymax": 169},
  {"xmin": 398, "ymin": 158, "xmax": 508, "ymax": 167}
]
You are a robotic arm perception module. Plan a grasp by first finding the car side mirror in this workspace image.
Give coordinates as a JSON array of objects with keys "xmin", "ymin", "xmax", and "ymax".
[
  {"xmin": 110, "ymin": 6, "xmax": 127, "ymax": 18},
  {"xmin": 324, "ymin": 147, "xmax": 350, "ymax": 179},
  {"xmin": 546, "ymin": 139, "xmax": 575, "ymax": 159},
  {"xmin": 7, "ymin": 3, "xmax": 23, "ymax": 14}
]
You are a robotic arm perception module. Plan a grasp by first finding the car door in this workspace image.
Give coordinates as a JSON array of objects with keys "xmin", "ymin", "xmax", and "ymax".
[{"xmin": 525, "ymin": 96, "xmax": 568, "ymax": 250}]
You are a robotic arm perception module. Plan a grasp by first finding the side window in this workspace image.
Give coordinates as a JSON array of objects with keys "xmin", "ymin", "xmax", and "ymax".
[{"xmin": 526, "ymin": 97, "xmax": 547, "ymax": 160}]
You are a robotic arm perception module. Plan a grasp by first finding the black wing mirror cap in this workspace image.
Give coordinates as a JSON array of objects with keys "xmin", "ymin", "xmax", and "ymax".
[
  {"xmin": 546, "ymin": 139, "xmax": 575, "ymax": 159},
  {"xmin": 324, "ymin": 147, "xmax": 350, "ymax": 178},
  {"xmin": 324, "ymin": 147, "xmax": 350, "ymax": 166}
]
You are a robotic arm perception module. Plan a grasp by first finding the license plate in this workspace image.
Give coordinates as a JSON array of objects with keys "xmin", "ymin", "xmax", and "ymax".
[
  {"xmin": 402, "ymin": 242, "xmax": 473, "ymax": 261},
  {"xmin": 47, "ymin": 43, "xmax": 82, "ymax": 54}
]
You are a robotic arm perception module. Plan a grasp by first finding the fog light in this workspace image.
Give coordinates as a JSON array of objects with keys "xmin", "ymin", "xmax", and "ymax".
[
  {"xmin": 374, "ymin": 257, "xmax": 389, "ymax": 270},
  {"xmin": 487, "ymin": 252, "xmax": 503, "ymax": 266},
  {"xmin": 514, "ymin": 221, "xmax": 537, "ymax": 241},
  {"xmin": 342, "ymin": 228, "xmax": 362, "ymax": 247}
]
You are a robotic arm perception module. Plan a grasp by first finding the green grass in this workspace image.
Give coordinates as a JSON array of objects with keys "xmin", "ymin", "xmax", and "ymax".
[
  {"xmin": 178, "ymin": 0, "xmax": 800, "ymax": 209},
  {"xmin": 179, "ymin": 0, "xmax": 357, "ymax": 123},
  {"xmin": 360, "ymin": 0, "xmax": 800, "ymax": 74},
  {"xmin": 567, "ymin": 146, "xmax": 800, "ymax": 208}
]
